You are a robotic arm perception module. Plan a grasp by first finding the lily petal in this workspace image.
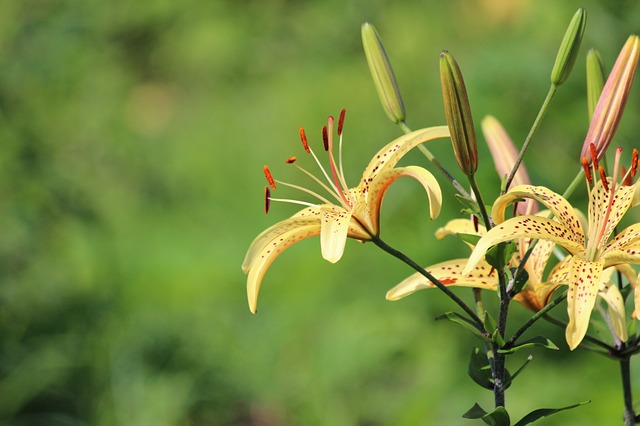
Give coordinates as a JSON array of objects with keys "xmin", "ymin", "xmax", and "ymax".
[
  {"xmin": 565, "ymin": 258, "xmax": 605, "ymax": 350},
  {"xmin": 247, "ymin": 224, "xmax": 321, "ymax": 313},
  {"xmin": 363, "ymin": 165, "xmax": 442, "ymax": 232},
  {"xmin": 589, "ymin": 179, "xmax": 640, "ymax": 248},
  {"xmin": 602, "ymin": 222, "xmax": 640, "ymax": 265},
  {"xmin": 463, "ymin": 216, "xmax": 586, "ymax": 276},
  {"xmin": 435, "ymin": 218, "xmax": 486, "ymax": 240},
  {"xmin": 491, "ymin": 185, "xmax": 585, "ymax": 244},
  {"xmin": 242, "ymin": 209, "xmax": 321, "ymax": 273},
  {"xmin": 386, "ymin": 259, "xmax": 497, "ymax": 301},
  {"xmin": 320, "ymin": 206, "xmax": 354, "ymax": 263},
  {"xmin": 598, "ymin": 278, "xmax": 628, "ymax": 342},
  {"xmin": 361, "ymin": 126, "xmax": 450, "ymax": 183}
]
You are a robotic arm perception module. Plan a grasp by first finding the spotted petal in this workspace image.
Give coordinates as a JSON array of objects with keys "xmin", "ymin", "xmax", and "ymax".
[
  {"xmin": 602, "ymin": 222, "xmax": 640, "ymax": 266},
  {"xmin": 491, "ymin": 185, "xmax": 584, "ymax": 245},
  {"xmin": 246, "ymin": 224, "xmax": 322, "ymax": 313},
  {"xmin": 320, "ymin": 206, "xmax": 357, "ymax": 263},
  {"xmin": 361, "ymin": 165, "xmax": 442, "ymax": 233},
  {"xmin": 386, "ymin": 259, "xmax": 497, "ymax": 301},
  {"xmin": 361, "ymin": 126, "xmax": 450, "ymax": 183},
  {"xmin": 463, "ymin": 216, "xmax": 586, "ymax": 276},
  {"xmin": 588, "ymin": 179, "xmax": 640, "ymax": 249},
  {"xmin": 598, "ymin": 275, "xmax": 628, "ymax": 342},
  {"xmin": 565, "ymin": 258, "xmax": 605, "ymax": 350}
]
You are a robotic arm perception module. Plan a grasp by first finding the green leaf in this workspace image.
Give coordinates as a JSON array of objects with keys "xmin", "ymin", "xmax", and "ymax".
[
  {"xmin": 485, "ymin": 242, "xmax": 516, "ymax": 270},
  {"xmin": 467, "ymin": 347, "xmax": 494, "ymax": 389},
  {"xmin": 510, "ymin": 268, "xmax": 529, "ymax": 296},
  {"xmin": 455, "ymin": 194, "xmax": 481, "ymax": 215},
  {"xmin": 435, "ymin": 312, "xmax": 486, "ymax": 339},
  {"xmin": 484, "ymin": 311, "xmax": 497, "ymax": 334},
  {"xmin": 510, "ymin": 355, "xmax": 533, "ymax": 381},
  {"xmin": 456, "ymin": 232, "xmax": 482, "ymax": 246},
  {"xmin": 513, "ymin": 401, "xmax": 589, "ymax": 425},
  {"xmin": 498, "ymin": 336, "xmax": 559, "ymax": 354},
  {"xmin": 463, "ymin": 404, "xmax": 511, "ymax": 425}
]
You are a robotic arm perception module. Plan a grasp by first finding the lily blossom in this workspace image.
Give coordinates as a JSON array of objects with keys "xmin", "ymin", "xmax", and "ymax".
[
  {"xmin": 385, "ymin": 217, "xmax": 559, "ymax": 312},
  {"xmin": 242, "ymin": 110, "xmax": 449, "ymax": 313},
  {"xmin": 463, "ymin": 146, "xmax": 640, "ymax": 349}
]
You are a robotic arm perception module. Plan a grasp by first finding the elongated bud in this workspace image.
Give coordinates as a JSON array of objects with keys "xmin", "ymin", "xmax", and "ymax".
[
  {"xmin": 586, "ymin": 49, "xmax": 605, "ymax": 120},
  {"xmin": 361, "ymin": 22, "xmax": 405, "ymax": 124},
  {"xmin": 440, "ymin": 51, "xmax": 478, "ymax": 176},
  {"xmin": 482, "ymin": 115, "xmax": 536, "ymax": 214},
  {"xmin": 550, "ymin": 8, "xmax": 587, "ymax": 86},
  {"xmin": 581, "ymin": 35, "xmax": 640, "ymax": 164}
]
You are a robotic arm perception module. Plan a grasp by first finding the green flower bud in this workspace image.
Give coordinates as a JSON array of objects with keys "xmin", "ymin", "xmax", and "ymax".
[
  {"xmin": 440, "ymin": 51, "xmax": 478, "ymax": 176},
  {"xmin": 550, "ymin": 8, "xmax": 587, "ymax": 86},
  {"xmin": 361, "ymin": 22, "xmax": 405, "ymax": 124},
  {"xmin": 586, "ymin": 48, "xmax": 605, "ymax": 120}
]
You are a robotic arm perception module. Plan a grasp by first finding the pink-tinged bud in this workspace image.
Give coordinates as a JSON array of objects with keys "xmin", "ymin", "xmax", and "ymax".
[
  {"xmin": 581, "ymin": 35, "xmax": 640, "ymax": 164},
  {"xmin": 440, "ymin": 50, "xmax": 478, "ymax": 176},
  {"xmin": 482, "ymin": 115, "xmax": 536, "ymax": 215}
]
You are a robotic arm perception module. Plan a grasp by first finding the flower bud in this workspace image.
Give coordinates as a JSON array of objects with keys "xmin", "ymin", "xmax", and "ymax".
[
  {"xmin": 581, "ymin": 35, "xmax": 640, "ymax": 164},
  {"xmin": 586, "ymin": 48, "xmax": 605, "ymax": 120},
  {"xmin": 550, "ymin": 8, "xmax": 587, "ymax": 86},
  {"xmin": 482, "ymin": 115, "xmax": 536, "ymax": 215},
  {"xmin": 440, "ymin": 51, "xmax": 478, "ymax": 176},
  {"xmin": 361, "ymin": 22, "xmax": 405, "ymax": 124}
]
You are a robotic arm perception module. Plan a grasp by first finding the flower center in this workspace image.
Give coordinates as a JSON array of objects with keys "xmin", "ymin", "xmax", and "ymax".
[{"xmin": 581, "ymin": 143, "xmax": 638, "ymax": 260}]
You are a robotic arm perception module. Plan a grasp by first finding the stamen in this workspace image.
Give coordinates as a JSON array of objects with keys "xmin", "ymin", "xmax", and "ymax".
[
  {"xmin": 632, "ymin": 148, "xmax": 638, "ymax": 178},
  {"xmin": 338, "ymin": 109, "xmax": 346, "ymax": 136},
  {"xmin": 599, "ymin": 166, "xmax": 610, "ymax": 192},
  {"xmin": 264, "ymin": 186, "xmax": 271, "ymax": 214},
  {"xmin": 473, "ymin": 215, "xmax": 479, "ymax": 233},
  {"xmin": 581, "ymin": 157, "xmax": 593, "ymax": 184},
  {"xmin": 285, "ymin": 156, "xmax": 297, "ymax": 164},
  {"xmin": 622, "ymin": 166, "xmax": 633, "ymax": 186},
  {"xmin": 322, "ymin": 126, "xmax": 329, "ymax": 151},
  {"xmin": 590, "ymin": 143, "xmax": 599, "ymax": 169},
  {"xmin": 264, "ymin": 165, "xmax": 277, "ymax": 190},
  {"xmin": 299, "ymin": 127, "xmax": 310, "ymax": 153}
]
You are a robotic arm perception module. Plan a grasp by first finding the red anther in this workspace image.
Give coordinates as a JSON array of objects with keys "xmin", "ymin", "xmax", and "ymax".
[
  {"xmin": 285, "ymin": 156, "xmax": 297, "ymax": 164},
  {"xmin": 322, "ymin": 125, "xmax": 329, "ymax": 151},
  {"xmin": 622, "ymin": 166, "xmax": 633, "ymax": 186},
  {"xmin": 299, "ymin": 127, "xmax": 310, "ymax": 153},
  {"xmin": 599, "ymin": 166, "xmax": 610, "ymax": 192},
  {"xmin": 264, "ymin": 186, "xmax": 271, "ymax": 214},
  {"xmin": 263, "ymin": 165, "xmax": 277, "ymax": 190},
  {"xmin": 632, "ymin": 148, "xmax": 638, "ymax": 178},
  {"xmin": 590, "ymin": 143, "xmax": 599, "ymax": 169},
  {"xmin": 338, "ymin": 109, "xmax": 346, "ymax": 136},
  {"xmin": 581, "ymin": 157, "xmax": 593, "ymax": 184}
]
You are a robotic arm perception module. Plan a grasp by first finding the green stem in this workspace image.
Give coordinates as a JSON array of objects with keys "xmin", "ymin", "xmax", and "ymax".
[
  {"xmin": 542, "ymin": 314, "xmax": 616, "ymax": 353},
  {"xmin": 506, "ymin": 291, "xmax": 567, "ymax": 346},
  {"xmin": 370, "ymin": 234, "xmax": 484, "ymax": 329},
  {"xmin": 468, "ymin": 174, "xmax": 492, "ymax": 230},
  {"xmin": 399, "ymin": 120, "xmax": 471, "ymax": 198},
  {"xmin": 620, "ymin": 356, "xmax": 637, "ymax": 425},
  {"xmin": 505, "ymin": 85, "xmax": 557, "ymax": 192}
]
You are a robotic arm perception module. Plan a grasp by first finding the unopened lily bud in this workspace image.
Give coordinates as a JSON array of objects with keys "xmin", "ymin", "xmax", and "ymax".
[
  {"xmin": 581, "ymin": 35, "xmax": 640, "ymax": 164},
  {"xmin": 550, "ymin": 8, "xmax": 587, "ymax": 86},
  {"xmin": 440, "ymin": 51, "xmax": 478, "ymax": 176},
  {"xmin": 361, "ymin": 22, "xmax": 405, "ymax": 124},
  {"xmin": 586, "ymin": 48, "xmax": 605, "ymax": 120},
  {"xmin": 482, "ymin": 116, "xmax": 536, "ymax": 215}
]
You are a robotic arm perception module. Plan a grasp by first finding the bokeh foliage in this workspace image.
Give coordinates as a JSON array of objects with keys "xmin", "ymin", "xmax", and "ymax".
[{"xmin": 0, "ymin": 0, "xmax": 639, "ymax": 424}]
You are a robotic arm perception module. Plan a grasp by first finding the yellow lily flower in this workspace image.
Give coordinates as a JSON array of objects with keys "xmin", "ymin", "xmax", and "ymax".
[
  {"xmin": 463, "ymin": 147, "xmax": 640, "ymax": 349},
  {"xmin": 385, "ymin": 217, "xmax": 559, "ymax": 313},
  {"xmin": 242, "ymin": 110, "xmax": 449, "ymax": 313}
]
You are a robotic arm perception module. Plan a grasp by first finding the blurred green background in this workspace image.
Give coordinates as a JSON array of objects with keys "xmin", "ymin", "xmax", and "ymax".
[{"xmin": 1, "ymin": 0, "xmax": 640, "ymax": 424}]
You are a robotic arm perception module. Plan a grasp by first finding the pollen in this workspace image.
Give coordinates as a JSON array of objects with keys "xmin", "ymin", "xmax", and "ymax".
[
  {"xmin": 598, "ymin": 166, "xmax": 609, "ymax": 192},
  {"xmin": 299, "ymin": 127, "xmax": 310, "ymax": 153},
  {"xmin": 589, "ymin": 143, "xmax": 599, "ymax": 169},
  {"xmin": 263, "ymin": 165, "xmax": 277, "ymax": 190},
  {"xmin": 338, "ymin": 109, "xmax": 346, "ymax": 136},
  {"xmin": 264, "ymin": 186, "xmax": 271, "ymax": 214},
  {"xmin": 322, "ymin": 125, "xmax": 329, "ymax": 151},
  {"xmin": 581, "ymin": 157, "xmax": 592, "ymax": 184},
  {"xmin": 632, "ymin": 148, "xmax": 638, "ymax": 178},
  {"xmin": 285, "ymin": 156, "xmax": 297, "ymax": 164}
]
